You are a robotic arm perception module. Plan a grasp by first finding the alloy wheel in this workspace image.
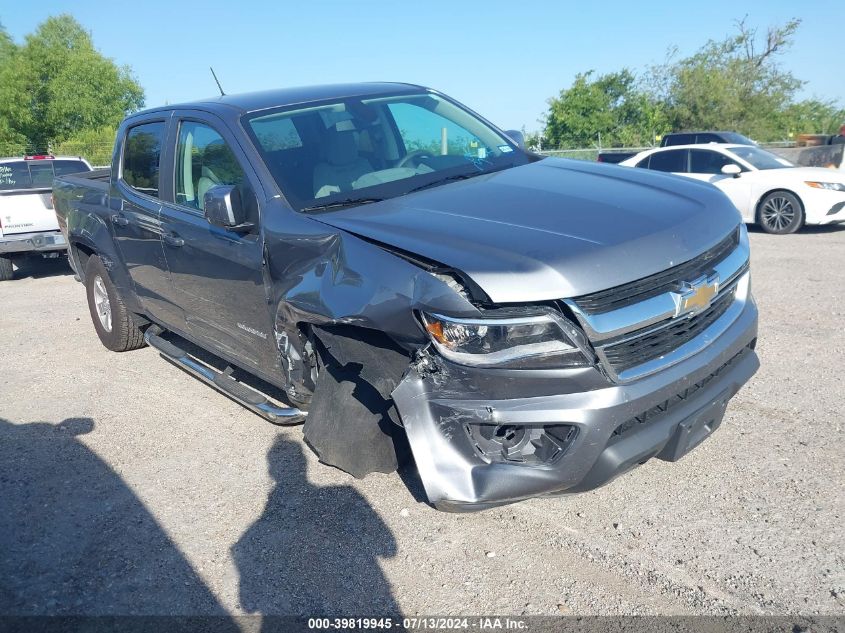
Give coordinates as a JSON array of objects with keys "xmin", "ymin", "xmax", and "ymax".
[
  {"xmin": 93, "ymin": 275, "xmax": 113, "ymax": 332},
  {"xmin": 761, "ymin": 195, "xmax": 796, "ymax": 232}
]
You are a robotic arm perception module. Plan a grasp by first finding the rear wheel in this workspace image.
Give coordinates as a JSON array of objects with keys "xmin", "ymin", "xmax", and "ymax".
[
  {"xmin": 0, "ymin": 255, "xmax": 12, "ymax": 281},
  {"xmin": 758, "ymin": 191, "xmax": 804, "ymax": 234},
  {"xmin": 84, "ymin": 255, "xmax": 146, "ymax": 352}
]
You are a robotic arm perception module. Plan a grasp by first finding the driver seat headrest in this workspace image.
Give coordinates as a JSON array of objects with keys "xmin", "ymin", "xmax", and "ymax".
[{"xmin": 325, "ymin": 130, "xmax": 359, "ymax": 166}]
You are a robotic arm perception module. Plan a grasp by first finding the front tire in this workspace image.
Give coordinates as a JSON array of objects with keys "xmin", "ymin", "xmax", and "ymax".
[
  {"xmin": 758, "ymin": 191, "xmax": 804, "ymax": 234},
  {"xmin": 0, "ymin": 255, "xmax": 12, "ymax": 281},
  {"xmin": 84, "ymin": 255, "xmax": 146, "ymax": 352}
]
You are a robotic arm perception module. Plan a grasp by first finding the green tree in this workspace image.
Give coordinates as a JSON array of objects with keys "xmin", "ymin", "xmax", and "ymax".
[
  {"xmin": 0, "ymin": 22, "xmax": 27, "ymax": 153},
  {"xmin": 52, "ymin": 125, "xmax": 117, "ymax": 166},
  {"xmin": 655, "ymin": 18, "xmax": 804, "ymax": 141},
  {"xmin": 542, "ymin": 70, "xmax": 668, "ymax": 148},
  {"xmin": 540, "ymin": 18, "xmax": 844, "ymax": 149},
  {"xmin": 0, "ymin": 21, "xmax": 14, "ymax": 62},
  {"xmin": 0, "ymin": 15, "xmax": 144, "ymax": 152},
  {"xmin": 779, "ymin": 100, "xmax": 845, "ymax": 138}
]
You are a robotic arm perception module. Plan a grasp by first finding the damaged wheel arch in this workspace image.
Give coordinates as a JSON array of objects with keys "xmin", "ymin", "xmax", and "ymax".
[{"xmin": 302, "ymin": 324, "xmax": 414, "ymax": 479}]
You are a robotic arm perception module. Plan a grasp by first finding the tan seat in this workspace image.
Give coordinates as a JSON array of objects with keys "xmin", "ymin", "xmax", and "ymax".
[
  {"xmin": 313, "ymin": 131, "xmax": 373, "ymax": 198},
  {"xmin": 197, "ymin": 166, "xmax": 221, "ymax": 211}
]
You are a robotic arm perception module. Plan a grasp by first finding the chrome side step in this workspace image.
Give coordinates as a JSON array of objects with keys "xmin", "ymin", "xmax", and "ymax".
[{"xmin": 144, "ymin": 329, "xmax": 306, "ymax": 425}]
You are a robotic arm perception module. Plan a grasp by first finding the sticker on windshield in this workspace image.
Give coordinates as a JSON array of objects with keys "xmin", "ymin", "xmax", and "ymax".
[
  {"xmin": 477, "ymin": 147, "xmax": 487, "ymax": 159},
  {"xmin": 499, "ymin": 145, "xmax": 514, "ymax": 153}
]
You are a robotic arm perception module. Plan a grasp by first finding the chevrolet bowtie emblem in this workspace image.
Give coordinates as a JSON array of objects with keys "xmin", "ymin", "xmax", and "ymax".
[{"xmin": 675, "ymin": 274, "xmax": 719, "ymax": 317}]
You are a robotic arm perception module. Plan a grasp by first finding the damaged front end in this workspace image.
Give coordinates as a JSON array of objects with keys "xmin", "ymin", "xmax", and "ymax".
[
  {"xmin": 265, "ymin": 216, "xmax": 758, "ymax": 512},
  {"xmin": 391, "ymin": 297, "xmax": 758, "ymax": 512}
]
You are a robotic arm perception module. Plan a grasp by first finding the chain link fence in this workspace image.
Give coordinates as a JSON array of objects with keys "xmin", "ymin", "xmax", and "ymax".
[
  {"xmin": 536, "ymin": 147, "xmax": 647, "ymax": 161},
  {"xmin": 1, "ymin": 141, "xmax": 114, "ymax": 167}
]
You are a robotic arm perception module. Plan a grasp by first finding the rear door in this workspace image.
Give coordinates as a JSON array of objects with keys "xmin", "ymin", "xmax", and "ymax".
[
  {"xmin": 644, "ymin": 149, "xmax": 688, "ymax": 175},
  {"xmin": 111, "ymin": 118, "xmax": 185, "ymax": 327},
  {"xmin": 695, "ymin": 134, "xmax": 722, "ymax": 144},
  {"xmin": 662, "ymin": 134, "xmax": 694, "ymax": 147},
  {"xmin": 0, "ymin": 159, "xmax": 88, "ymax": 235},
  {"xmin": 157, "ymin": 111, "xmax": 279, "ymax": 373}
]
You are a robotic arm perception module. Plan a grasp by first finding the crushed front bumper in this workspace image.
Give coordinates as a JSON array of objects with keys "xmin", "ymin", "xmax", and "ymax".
[
  {"xmin": 0, "ymin": 230, "xmax": 67, "ymax": 255},
  {"xmin": 393, "ymin": 298, "xmax": 759, "ymax": 512}
]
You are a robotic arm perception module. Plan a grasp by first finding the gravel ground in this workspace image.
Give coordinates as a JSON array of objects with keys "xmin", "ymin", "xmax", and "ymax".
[{"xmin": 1, "ymin": 226, "xmax": 843, "ymax": 618}]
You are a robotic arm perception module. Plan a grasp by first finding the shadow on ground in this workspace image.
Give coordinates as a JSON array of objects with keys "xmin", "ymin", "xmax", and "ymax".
[
  {"xmin": 6, "ymin": 255, "xmax": 73, "ymax": 280},
  {"xmin": 0, "ymin": 416, "xmax": 235, "ymax": 622},
  {"xmin": 0, "ymin": 417, "xmax": 402, "ymax": 621},
  {"xmin": 232, "ymin": 436, "xmax": 401, "ymax": 617}
]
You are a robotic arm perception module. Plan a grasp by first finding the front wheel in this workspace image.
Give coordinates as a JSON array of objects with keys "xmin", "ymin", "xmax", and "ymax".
[
  {"xmin": 758, "ymin": 191, "xmax": 804, "ymax": 234},
  {"xmin": 84, "ymin": 255, "xmax": 146, "ymax": 352},
  {"xmin": 0, "ymin": 255, "xmax": 12, "ymax": 281}
]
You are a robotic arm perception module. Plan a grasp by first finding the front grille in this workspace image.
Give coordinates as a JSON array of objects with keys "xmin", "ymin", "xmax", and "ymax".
[
  {"xmin": 610, "ymin": 345, "xmax": 751, "ymax": 441},
  {"xmin": 601, "ymin": 285, "xmax": 737, "ymax": 374},
  {"xmin": 573, "ymin": 227, "xmax": 740, "ymax": 315}
]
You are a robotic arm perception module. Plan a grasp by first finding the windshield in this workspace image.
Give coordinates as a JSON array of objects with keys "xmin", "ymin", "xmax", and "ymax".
[
  {"xmin": 0, "ymin": 159, "xmax": 91, "ymax": 191},
  {"xmin": 721, "ymin": 132, "xmax": 755, "ymax": 145},
  {"xmin": 243, "ymin": 91, "xmax": 528, "ymax": 211},
  {"xmin": 729, "ymin": 146, "xmax": 793, "ymax": 170}
]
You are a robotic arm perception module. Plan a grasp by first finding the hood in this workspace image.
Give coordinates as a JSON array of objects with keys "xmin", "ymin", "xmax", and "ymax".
[
  {"xmin": 314, "ymin": 158, "xmax": 742, "ymax": 303},
  {"xmin": 775, "ymin": 166, "xmax": 845, "ymax": 182}
]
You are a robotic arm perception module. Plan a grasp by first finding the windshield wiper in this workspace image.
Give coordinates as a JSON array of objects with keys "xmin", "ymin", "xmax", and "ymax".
[
  {"xmin": 406, "ymin": 164, "xmax": 518, "ymax": 195},
  {"xmin": 406, "ymin": 173, "xmax": 479, "ymax": 194},
  {"xmin": 300, "ymin": 197, "xmax": 383, "ymax": 213}
]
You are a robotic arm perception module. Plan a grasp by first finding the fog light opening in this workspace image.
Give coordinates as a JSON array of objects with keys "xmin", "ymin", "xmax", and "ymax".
[{"xmin": 466, "ymin": 423, "xmax": 578, "ymax": 465}]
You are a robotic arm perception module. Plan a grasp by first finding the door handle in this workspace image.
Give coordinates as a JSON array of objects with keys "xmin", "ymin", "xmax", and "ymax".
[
  {"xmin": 163, "ymin": 234, "xmax": 185, "ymax": 248},
  {"xmin": 111, "ymin": 214, "xmax": 130, "ymax": 227}
]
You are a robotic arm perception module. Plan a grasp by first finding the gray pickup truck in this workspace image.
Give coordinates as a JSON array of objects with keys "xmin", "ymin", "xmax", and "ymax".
[{"xmin": 53, "ymin": 83, "xmax": 759, "ymax": 511}]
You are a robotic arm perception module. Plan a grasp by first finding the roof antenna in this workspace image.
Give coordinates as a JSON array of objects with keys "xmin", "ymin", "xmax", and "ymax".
[{"xmin": 210, "ymin": 67, "xmax": 226, "ymax": 96}]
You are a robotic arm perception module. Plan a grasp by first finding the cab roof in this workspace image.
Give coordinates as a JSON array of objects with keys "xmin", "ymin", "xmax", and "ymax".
[{"xmin": 136, "ymin": 82, "xmax": 429, "ymax": 117}]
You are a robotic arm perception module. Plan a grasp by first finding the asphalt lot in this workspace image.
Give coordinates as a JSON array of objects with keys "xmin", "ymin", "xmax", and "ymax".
[{"xmin": 1, "ymin": 226, "xmax": 843, "ymax": 618}]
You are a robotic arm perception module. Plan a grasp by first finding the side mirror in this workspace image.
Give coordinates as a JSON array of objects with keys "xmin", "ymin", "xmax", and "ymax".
[
  {"xmin": 721, "ymin": 164, "xmax": 742, "ymax": 178},
  {"xmin": 204, "ymin": 185, "xmax": 251, "ymax": 230},
  {"xmin": 505, "ymin": 129, "xmax": 526, "ymax": 150}
]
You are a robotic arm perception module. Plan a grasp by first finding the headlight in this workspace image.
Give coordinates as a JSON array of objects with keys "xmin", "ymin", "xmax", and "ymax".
[
  {"xmin": 805, "ymin": 181, "xmax": 845, "ymax": 192},
  {"xmin": 419, "ymin": 308, "xmax": 592, "ymax": 369}
]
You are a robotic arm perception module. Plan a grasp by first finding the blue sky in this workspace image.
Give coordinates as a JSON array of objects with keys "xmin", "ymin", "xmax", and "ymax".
[{"xmin": 3, "ymin": 0, "xmax": 843, "ymax": 132}]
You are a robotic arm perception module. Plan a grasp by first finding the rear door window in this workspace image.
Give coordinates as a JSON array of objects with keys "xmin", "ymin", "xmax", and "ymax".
[
  {"xmin": 695, "ymin": 133, "xmax": 721, "ymax": 144},
  {"xmin": 122, "ymin": 122, "xmax": 166, "ymax": 198},
  {"xmin": 663, "ymin": 134, "xmax": 693, "ymax": 146},
  {"xmin": 647, "ymin": 149, "xmax": 688, "ymax": 172}
]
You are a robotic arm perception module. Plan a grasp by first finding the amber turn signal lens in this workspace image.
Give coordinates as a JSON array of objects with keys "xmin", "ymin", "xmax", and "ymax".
[{"xmin": 425, "ymin": 320, "xmax": 447, "ymax": 344}]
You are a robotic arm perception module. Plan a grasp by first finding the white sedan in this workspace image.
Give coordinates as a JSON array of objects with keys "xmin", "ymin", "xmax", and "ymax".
[{"xmin": 619, "ymin": 144, "xmax": 845, "ymax": 234}]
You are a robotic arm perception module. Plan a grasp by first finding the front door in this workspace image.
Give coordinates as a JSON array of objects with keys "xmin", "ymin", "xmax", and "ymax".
[
  {"xmin": 158, "ymin": 114, "xmax": 279, "ymax": 374},
  {"xmin": 687, "ymin": 149, "xmax": 753, "ymax": 219}
]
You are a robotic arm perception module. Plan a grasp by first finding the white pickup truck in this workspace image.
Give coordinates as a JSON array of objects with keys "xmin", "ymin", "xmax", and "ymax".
[{"xmin": 0, "ymin": 155, "xmax": 93, "ymax": 280}]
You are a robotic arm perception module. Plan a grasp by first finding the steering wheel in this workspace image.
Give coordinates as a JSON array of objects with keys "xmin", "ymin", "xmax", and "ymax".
[{"xmin": 397, "ymin": 150, "xmax": 434, "ymax": 168}]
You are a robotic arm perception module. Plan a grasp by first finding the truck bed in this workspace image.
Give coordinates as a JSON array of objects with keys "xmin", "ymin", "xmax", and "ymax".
[
  {"xmin": 52, "ymin": 169, "xmax": 112, "ymax": 246},
  {"xmin": 57, "ymin": 168, "xmax": 111, "ymax": 191}
]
